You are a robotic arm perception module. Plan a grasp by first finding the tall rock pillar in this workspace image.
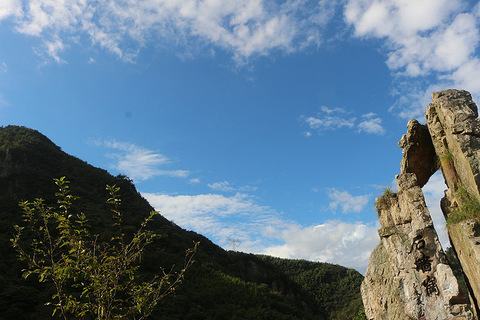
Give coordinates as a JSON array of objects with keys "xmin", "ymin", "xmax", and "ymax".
[{"xmin": 425, "ymin": 89, "xmax": 480, "ymax": 316}]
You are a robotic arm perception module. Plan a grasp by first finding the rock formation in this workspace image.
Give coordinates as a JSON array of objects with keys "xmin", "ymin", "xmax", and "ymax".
[
  {"xmin": 398, "ymin": 119, "xmax": 437, "ymax": 188},
  {"xmin": 362, "ymin": 172, "xmax": 471, "ymax": 319},
  {"xmin": 361, "ymin": 89, "xmax": 480, "ymax": 320},
  {"xmin": 426, "ymin": 90, "xmax": 480, "ymax": 317}
]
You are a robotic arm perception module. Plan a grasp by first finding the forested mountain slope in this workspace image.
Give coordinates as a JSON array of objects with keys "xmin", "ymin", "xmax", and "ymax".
[{"xmin": 259, "ymin": 256, "xmax": 366, "ymax": 320}]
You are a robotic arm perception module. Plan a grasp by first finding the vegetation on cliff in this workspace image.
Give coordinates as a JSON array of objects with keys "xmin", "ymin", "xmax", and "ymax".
[{"xmin": 446, "ymin": 186, "xmax": 480, "ymax": 225}]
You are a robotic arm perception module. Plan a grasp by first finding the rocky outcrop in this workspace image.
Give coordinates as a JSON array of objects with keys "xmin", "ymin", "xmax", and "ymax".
[
  {"xmin": 425, "ymin": 89, "xmax": 480, "ymax": 317},
  {"xmin": 362, "ymin": 91, "xmax": 477, "ymax": 320},
  {"xmin": 362, "ymin": 172, "xmax": 471, "ymax": 319},
  {"xmin": 398, "ymin": 119, "xmax": 438, "ymax": 187}
]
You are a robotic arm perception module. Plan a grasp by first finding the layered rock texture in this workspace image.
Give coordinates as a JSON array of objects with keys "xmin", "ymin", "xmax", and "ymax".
[
  {"xmin": 426, "ymin": 90, "xmax": 480, "ymax": 317},
  {"xmin": 362, "ymin": 89, "xmax": 480, "ymax": 320}
]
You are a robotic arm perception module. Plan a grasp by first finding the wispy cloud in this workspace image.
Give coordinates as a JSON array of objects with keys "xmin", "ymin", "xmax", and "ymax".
[
  {"xmin": 91, "ymin": 139, "xmax": 189, "ymax": 182},
  {"xmin": 357, "ymin": 113, "xmax": 386, "ymax": 135},
  {"xmin": 142, "ymin": 192, "xmax": 277, "ymax": 243},
  {"xmin": 0, "ymin": 62, "xmax": 7, "ymax": 73},
  {"xmin": 208, "ymin": 181, "xmax": 258, "ymax": 193},
  {"xmin": 302, "ymin": 106, "xmax": 386, "ymax": 135},
  {"xmin": 328, "ymin": 188, "xmax": 371, "ymax": 213},
  {"xmin": 0, "ymin": 0, "xmax": 338, "ymax": 64},
  {"xmin": 208, "ymin": 181, "xmax": 237, "ymax": 192},
  {"xmin": 189, "ymin": 178, "xmax": 200, "ymax": 185},
  {"xmin": 143, "ymin": 190, "xmax": 378, "ymax": 272},
  {"xmin": 305, "ymin": 106, "xmax": 356, "ymax": 131}
]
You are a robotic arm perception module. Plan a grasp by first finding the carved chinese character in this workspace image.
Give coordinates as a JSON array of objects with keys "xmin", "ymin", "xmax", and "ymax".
[
  {"xmin": 415, "ymin": 239, "xmax": 425, "ymax": 250},
  {"xmin": 422, "ymin": 276, "xmax": 439, "ymax": 296},
  {"xmin": 415, "ymin": 253, "xmax": 432, "ymax": 272},
  {"xmin": 408, "ymin": 235, "xmax": 425, "ymax": 254}
]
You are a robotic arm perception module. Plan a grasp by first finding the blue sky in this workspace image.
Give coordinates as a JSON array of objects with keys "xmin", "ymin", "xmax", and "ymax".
[{"xmin": 1, "ymin": 0, "xmax": 479, "ymax": 273}]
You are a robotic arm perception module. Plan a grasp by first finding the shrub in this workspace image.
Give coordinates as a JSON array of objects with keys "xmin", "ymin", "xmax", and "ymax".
[
  {"xmin": 447, "ymin": 186, "xmax": 480, "ymax": 225},
  {"xmin": 11, "ymin": 177, "xmax": 197, "ymax": 320}
]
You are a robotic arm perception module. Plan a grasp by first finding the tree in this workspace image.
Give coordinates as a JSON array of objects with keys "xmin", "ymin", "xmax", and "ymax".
[{"xmin": 11, "ymin": 177, "xmax": 197, "ymax": 319}]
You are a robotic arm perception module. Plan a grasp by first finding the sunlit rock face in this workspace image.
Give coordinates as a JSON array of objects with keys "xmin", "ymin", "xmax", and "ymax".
[
  {"xmin": 426, "ymin": 89, "xmax": 480, "ymax": 317},
  {"xmin": 362, "ymin": 92, "xmax": 476, "ymax": 320},
  {"xmin": 362, "ymin": 174, "xmax": 471, "ymax": 320}
]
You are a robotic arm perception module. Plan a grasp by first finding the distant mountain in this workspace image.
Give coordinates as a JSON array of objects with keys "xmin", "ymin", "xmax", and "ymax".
[
  {"xmin": 259, "ymin": 256, "xmax": 366, "ymax": 320},
  {"xmin": 0, "ymin": 125, "xmax": 364, "ymax": 319}
]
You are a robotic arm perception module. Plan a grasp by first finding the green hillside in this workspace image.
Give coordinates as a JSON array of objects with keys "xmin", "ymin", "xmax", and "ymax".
[
  {"xmin": 0, "ymin": 125, "xmax": 364, "ymax": 319},
  {"xmin": 258, "ymin": 256, "xmax": 366, "ymax": 320}
]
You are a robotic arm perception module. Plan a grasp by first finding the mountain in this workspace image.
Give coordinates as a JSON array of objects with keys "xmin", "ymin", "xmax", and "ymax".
[
  {"xmin": 0, "ymin": 125, "xmax": 364, "ymax": 319},
  {"xmin": 259, "ymin": 256, "xmax": 366, "ymax": 320}
]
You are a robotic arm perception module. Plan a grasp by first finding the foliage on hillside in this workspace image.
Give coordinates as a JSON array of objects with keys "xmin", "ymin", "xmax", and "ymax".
[
  {"xmin": 0, "ymin": 125, "xmax": 363, "ymax": 319},
  {"xmin": 259, "ymin": 256, "xmax": 366, "ymax": 320}
]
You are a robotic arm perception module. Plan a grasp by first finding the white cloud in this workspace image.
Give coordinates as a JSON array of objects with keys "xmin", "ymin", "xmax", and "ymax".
[
  {"xmin": 2, "ymin": 0, "xmax": 337, "ymax": 63},
  {"xmin": 92, "ymin": 139, "xmax": 189, "ymax": 182},
  {"xmin": 328, "ymin": 188, "xmax": 371, "ymax": 213},
  {"xmin": 189, "ymin": 178, "xmax": 200, "ymax": 184},
  {"xmin": 43, "ymin": 36, "xmax": 67, "ymax": 64},
  {"xmin": 303, "ymin": 106, "xmax": 356, "ymax": 131},
  {"xmin": 142, "ymin": 192, "xmax": 277, "ymax": 242},
  {"xmin": 145, "ymin": 192, "xmax": 269, "ymax": 222},
  {"xmin": 208, "ymin": 180, "xmax": 258, "ymax": 192},
  {"xmin": 262, "ymin": 220, "xmax": 380, "ymax": 273},
  {"xmin": 305, "ymin": 115, "xmax": 356, "ymax": 131},
  {"xmin": 143, "ymin": 190, "xmax": 379, "ymax": 272},
  {"xmin": 321, "ymin": 105, "xmax": 347, "ymax": 115},
  {"xmin": 208, "ymin": 181, "xmax": 237, "ymax": 192},
  {"xmin": 432, "ymin": 13, "xmax": 479, "ymax": 71},
  {"xmin": 0, "ymin": 0, "xmax": 21, "ymax": 22},
  {"xmin": 357, "ymin": 113, "xmax": 386, "ymax": 135},
  {"xmin": 450, "ymin": 58, "xmax": 480, "ymax": 94},
  {"xmin": 303, "ymin": 106, "xmax": 386, "ymax": 135},
  {"xmin": 344, "ymin": 0, "xmax": 461, "ymax": 39},
  {"xmin": 383, "ymin": 12, "xmax": 479, "ymax": 77}
]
